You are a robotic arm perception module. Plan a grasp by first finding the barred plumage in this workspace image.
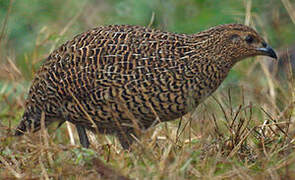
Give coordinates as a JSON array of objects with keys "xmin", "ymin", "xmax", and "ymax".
[{"xmin": 15, "ymin": 24, "xmax": 277, "ymax": 149}]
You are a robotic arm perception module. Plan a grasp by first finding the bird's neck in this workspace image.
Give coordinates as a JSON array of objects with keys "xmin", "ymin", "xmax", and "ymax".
[
  {"xmin": 184, "ymin": 35, "xmax": 238, "ymax": 85},
  {"xmin": 188, "ymin": 55, "xmax": 235, "ymax": 104},
  {"xmin": 188, "ymin": 54, "xmax": 235, "ymax": 77}
]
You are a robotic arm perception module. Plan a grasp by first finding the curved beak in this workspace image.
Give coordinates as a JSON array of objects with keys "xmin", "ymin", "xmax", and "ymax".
[{"xmin": 257, "ymin": 44, "xmax": 277, "ymax": 59}]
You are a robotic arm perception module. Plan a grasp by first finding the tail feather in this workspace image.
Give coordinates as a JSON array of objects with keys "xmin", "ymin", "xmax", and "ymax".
[
  {"xmin": 14, "ymin": 111, "xmax": 41, "ymax": 136},
  {"xmin": 15, "ymin": 120, "xmax": 26, "ymax": 136}
]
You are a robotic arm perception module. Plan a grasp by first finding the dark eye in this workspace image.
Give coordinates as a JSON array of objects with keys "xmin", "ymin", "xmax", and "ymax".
[{"xmin": 245, "ymin": 35, "xmax": 254, "ymax": 44}]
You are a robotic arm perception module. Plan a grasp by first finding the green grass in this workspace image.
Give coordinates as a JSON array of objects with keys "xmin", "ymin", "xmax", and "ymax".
[{"xmin": 1, "ymin": 0, "xmax": 295, "ymax": 179}]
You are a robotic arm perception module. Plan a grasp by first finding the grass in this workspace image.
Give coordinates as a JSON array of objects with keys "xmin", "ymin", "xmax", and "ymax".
[
  {"xmin": 1, "ymin": 79, "xmax": 295, "ymax": 179},
  {"xmin": 1, "ymin": 0, "xmax": 295, "ymax": 179}
]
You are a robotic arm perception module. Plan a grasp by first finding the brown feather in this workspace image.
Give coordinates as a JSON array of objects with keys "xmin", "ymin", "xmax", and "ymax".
[{"xmin": 15, "ymin": 24, "xmax": 276, "ymax": 149}]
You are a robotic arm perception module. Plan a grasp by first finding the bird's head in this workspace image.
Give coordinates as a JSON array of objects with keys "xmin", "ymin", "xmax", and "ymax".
[{"xmin": 194, "ymin": 24, "xmax": 277, "ymax": 66}]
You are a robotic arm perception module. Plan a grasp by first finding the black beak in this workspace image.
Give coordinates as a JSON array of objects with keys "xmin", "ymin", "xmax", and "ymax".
[{"xmin": 257, "ymin": 44, "xmax": 277, "ymax": 59}]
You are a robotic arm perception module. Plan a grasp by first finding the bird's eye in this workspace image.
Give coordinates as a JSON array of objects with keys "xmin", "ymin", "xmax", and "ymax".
[{"xmin": 245, "ymin": 35, "xmax": 254, "ymax": 44}]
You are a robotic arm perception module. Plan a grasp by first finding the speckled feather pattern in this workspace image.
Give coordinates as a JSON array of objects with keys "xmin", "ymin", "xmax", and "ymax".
[{"xmin": 16, "ymin": 24, "xmax": 270, "ymax": 148}]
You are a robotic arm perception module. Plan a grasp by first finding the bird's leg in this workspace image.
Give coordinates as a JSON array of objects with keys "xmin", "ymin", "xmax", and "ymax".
[
  {"xmin": 117, "ymin": 130, "xmax": 135, "ymax": 150},
  {"xmin": 75, "ymin": 124, "xmax": 90, "ymax": 148}
]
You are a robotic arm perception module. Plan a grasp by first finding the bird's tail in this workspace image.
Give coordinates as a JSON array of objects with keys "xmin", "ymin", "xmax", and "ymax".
[{"xmin": 15, "ymin": 109, "xmax": 42, "ymax": 136}]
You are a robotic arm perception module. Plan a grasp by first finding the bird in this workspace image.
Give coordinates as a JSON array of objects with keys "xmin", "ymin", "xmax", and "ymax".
[{"xmin": 15, "ymin": 24, "xmax": 277, "ymax": 149}]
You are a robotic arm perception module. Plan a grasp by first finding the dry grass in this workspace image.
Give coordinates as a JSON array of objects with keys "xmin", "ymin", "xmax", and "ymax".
[
  {"xmin": 1, "ymin": 75, "xmax": 295, "ymax": 179},
  {"xmin": 1, "ymin": 0, "xmax": 295, "ymax": 179}
]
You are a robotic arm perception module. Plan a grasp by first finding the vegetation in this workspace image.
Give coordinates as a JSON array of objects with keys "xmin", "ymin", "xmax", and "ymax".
[{"xmin": 1, "ymin": 0, "xmax": 295, "ymax": 179}]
